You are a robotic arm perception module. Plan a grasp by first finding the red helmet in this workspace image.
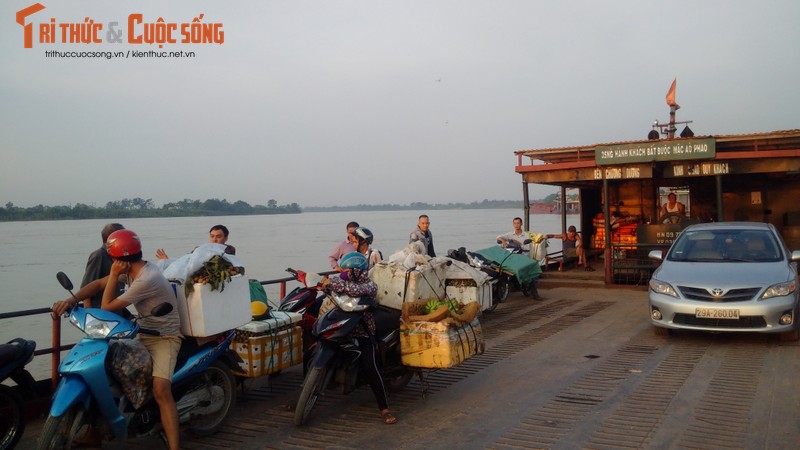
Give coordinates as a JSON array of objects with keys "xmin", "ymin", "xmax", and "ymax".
[{"xmin": 106, "ymin": 229, "xmax": 142, "ymax": 258}]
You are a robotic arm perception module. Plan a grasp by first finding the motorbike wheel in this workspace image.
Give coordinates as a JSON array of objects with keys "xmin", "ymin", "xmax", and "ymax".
[
  {"xmin": 187, "ymin": 360, "xmax": 237, "ymax": 437},
  {"xmin": 37, "ymin": 404, "xmax": 87, "ymax": 450},
  {"xmin": 0, "ymin": 385, "xmax": 25, "ymax": 450},
  {"xmin": 385, "ymin": 370, "xmax": 414, "ymax": 393},
  {"xmin": 493, "ymin": 277, "xmax": 509, "ymax": 303},
  {"xmin": 294, "ymin": 366, "xmax": 327, "ymax": 426}
]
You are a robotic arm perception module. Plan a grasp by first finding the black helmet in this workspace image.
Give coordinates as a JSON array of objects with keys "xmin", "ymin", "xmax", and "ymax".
[{"xmin": 350, "ymin": 227, "xmax": 374, "ymax": 245}]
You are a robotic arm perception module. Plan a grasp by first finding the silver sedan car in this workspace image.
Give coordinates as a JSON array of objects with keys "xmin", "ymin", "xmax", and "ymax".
[{"xmin": 648, "ymin": 222, "xmax": 800, "ymax": 340}]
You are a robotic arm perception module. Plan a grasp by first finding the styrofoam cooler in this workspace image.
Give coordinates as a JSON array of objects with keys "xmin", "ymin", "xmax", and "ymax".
[
  {"xmin": 233, "ymin": 311, "xmax": 302, "ymax": 340},
  {"xmin": 445, "ymin": 280, "xmax": 492, "ymax": 312},
  {"xmin": 172, "ymin": 274, "xmax": 251, "ymax": 337},
  {"xmin": 400, "ymin": 318, "xmax": 484, "ymax": 368},
  {"xmin": 370, "ymin": 259, "xmax": 448, "ymax": 310},
  {"xmin": 231, "ymin": 326, "xmax": 302, "ymax": 377}
]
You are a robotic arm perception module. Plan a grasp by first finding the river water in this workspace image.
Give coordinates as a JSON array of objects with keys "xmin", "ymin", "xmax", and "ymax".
[{"xmin": 0, "ymin": 209, "xmax": 578, "ymax": 379}]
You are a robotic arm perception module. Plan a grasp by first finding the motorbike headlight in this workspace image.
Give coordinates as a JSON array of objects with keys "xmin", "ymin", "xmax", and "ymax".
[
  {"xmin": 649, "ymin": 279, "xmax": 678, "ymax": 298},
  {"xmin": 761, "ymin": 280, "xmax": 796, "ymax": 300},
  {"xmin": 83, "ymin": 313, "xmax": 119, "ymax": 339},
  {"xmin": 333, "ymin": 294, "xmax": 370, "ymax": 312}
]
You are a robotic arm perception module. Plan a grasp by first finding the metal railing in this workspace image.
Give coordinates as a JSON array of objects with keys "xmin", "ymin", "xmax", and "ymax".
[
  {"xmin": 0, "ymin": 269, "xmax": 337, "ymax": 389},
  {"xmin": 609, "ymin": 243, "xmax": 669, "ymax": 285}
]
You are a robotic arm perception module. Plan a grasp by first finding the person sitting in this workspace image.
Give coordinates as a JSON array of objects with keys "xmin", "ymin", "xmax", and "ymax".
[
  {"xmin": 496, "ymin": 217, "xmax": 530, "ymax": 251},
  {"xmin": 52, "ymin": 230, "xmax": 183, "ymax": 449},
  {"xmin": 547, "ymin": 225, "xmax": 590, "ymax": 271},
  {"xmin": 660, "ymin": 193, "xmax": 686, "ymax": 222},
  {"xmin": 321, "ymin": 252, "xmax": 397, "ymax": 425}
]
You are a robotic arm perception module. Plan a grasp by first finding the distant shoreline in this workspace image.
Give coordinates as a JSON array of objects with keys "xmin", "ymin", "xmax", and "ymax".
[{"xmin": 1, "ymin": 199, "xmax": 537, "ymax": 221}]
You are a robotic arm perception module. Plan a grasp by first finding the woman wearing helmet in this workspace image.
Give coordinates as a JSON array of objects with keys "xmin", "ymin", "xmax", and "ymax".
[
  {"xmin": 350, "ymin": 227, "xmax": 382, "ymax": 268},
  {"xmin": 51, "ymin": 230, "xmax": 183, "ymax": 449},
  {"xmin": 323, "ymin": 252, "xmax": 397, "ymax": 424}
]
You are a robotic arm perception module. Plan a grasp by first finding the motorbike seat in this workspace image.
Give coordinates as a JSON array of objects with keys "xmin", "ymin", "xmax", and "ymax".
[
  {"xmin": 174, "ymin": 337, "xmax": 217, "ymax": 373},
  {"xmin": 0, "ymin": 339, "xmax": 35, "ymax": 370},
  {"xmin": 0, "ymin": 338, "xmax": 36, "ymax": 381},
  {"xmin": 372, "ymin": 304, "xmax": 401, "ymax": 337}
]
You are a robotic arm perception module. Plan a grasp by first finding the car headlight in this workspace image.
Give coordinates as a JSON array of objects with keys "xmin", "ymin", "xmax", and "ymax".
[
  {"xmin": 649, "ymin": 279, "xmax": 678, "ymax": 298},
  {"xmin": 84, "ymin": 313, "xmax": 119, "ymax": 339},
  {"xmin": 761, "ymin": 280, "xmax": 796, "ymax": 300}
]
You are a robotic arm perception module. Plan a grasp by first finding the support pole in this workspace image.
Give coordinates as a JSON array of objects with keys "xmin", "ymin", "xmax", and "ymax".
[
  {"xmin": 523, "ymin": 181, "xmax": 531, "ymax": 231},
  {"xmin": 715, "ymin": 174, "xmax": 724, "ymax": 221},
  {"xmin": 560, "ymin": 186, "xmax": 567, "ymax": 233},
  {"xmin": 603, "ymin": 178, "xmax": 611, "ymax": 284}
]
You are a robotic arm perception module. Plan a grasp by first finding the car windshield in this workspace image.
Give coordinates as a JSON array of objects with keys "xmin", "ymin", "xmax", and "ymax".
[{"xmin": 666, "ymin": 228, "xmax": 783, "ymax": 262}]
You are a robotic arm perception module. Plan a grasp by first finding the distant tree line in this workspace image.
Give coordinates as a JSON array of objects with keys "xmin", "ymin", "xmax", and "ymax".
[
  {"xmin": 303, "ymin": 199, "xmax": 526, "ymax": 212},
  {"xmin": 0, "ymin": 198, "xmax": 300, "ymax": 222}
]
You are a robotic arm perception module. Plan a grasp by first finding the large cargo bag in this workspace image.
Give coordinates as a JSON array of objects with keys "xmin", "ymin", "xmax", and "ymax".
[
  {"xmin": 370, "ymin": 258, "xmax": 449, "ymax": 310},
  {"xmin": 474, "ymin": 246, "xmax": 542, "ymax": 288}
]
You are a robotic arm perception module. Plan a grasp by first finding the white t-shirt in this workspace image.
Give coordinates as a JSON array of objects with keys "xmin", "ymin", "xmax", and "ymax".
[
  {"xmin": 499, "ymin": 231, "xmax": 530, "ymax": 251},
  {"xmin": 119, "ymin": 261, "xmax": 181, "ymax": 336}
]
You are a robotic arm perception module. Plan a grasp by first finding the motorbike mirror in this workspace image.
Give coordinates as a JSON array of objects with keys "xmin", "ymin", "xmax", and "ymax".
[
  {"xmin": 56, "ymin": 271, "xmax": 73, "ymax": 291},
  {"xmin": 523, "ymin": 239, "xmax": 532, "ymax": 245},
  {"xmin": 150, "ymin": 302, "xmax": 173, "ymax": 317},
  {"xmin": 496, "ymin": 239, "xmax": 503, "ymax": 245}
]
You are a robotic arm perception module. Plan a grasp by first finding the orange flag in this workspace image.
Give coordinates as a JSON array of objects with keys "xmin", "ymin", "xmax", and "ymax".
[{"xmin": 666, "ymin": 78, "xmax": 678, "ymax": 107}]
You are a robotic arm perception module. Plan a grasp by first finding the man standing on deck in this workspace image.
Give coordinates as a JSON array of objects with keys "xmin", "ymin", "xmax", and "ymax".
[
  {"xmin": 155, "ymin": 224, "xmax": 235, "ymax": 259},
  {"xmin": 80, "ymin": 223, "xmax": 132, "ymax": 318},
  {"xmin": 329, "ymin": 221, "xmax": 359, "ymax": 271},
  {"xmin": 409, "ymin": 214, "xmax": 435, "ymax": 257}
]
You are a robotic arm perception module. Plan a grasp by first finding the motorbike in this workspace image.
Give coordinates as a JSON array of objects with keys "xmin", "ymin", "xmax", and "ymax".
[
  {"xmin": 499, "ymin": 239, "xmax": 541, "ymax": 300},
  {"xmin": 448, "ymin": 239, "xmax": 539, "ymax": 312},
  {"xmin": 277, "ymin": 268, "xmax": 326, "ymax": 372},
  {"xmin": 0, "ymin": 337, "xmax": 38, "ymax": 450},
  {"xmin": 293, "ymin": 291, "xmax": 414, "ymax": 426},
  {"xmin": 37, "ymin": 272, "xmax": 239, "ymax": 449}
]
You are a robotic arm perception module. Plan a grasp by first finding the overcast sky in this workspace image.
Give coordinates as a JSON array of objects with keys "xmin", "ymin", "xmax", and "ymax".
[{"xmin": 2, "ymin": 1, "xmax": 798, "ymax": 208}]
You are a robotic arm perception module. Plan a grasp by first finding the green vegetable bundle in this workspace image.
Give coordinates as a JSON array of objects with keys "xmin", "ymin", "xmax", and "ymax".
[{"xmin": 185, "ymin": 255, "xmax": 245, "ymax": 297}]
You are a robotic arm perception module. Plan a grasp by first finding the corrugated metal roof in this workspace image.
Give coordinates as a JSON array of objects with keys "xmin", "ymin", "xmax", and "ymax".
[{"xmin": 515, "ymin": 129, "xmax": 800, "ymax": 158}]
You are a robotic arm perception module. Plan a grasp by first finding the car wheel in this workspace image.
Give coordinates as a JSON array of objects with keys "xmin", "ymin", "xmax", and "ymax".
[{"xmin": 653, "ymin": 326, "xmax": 672, "ymax": 337}]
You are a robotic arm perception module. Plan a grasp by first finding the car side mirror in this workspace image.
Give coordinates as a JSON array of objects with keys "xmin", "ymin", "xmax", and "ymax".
[{"xmin": 648, "ymin": 250, "xmax": 664, "ymax": 261}]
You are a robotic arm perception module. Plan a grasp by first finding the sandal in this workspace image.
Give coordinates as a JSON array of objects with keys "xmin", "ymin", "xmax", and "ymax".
[{"xmin": 381, "ymin": 409, "xmax": 397, "ymax": 425}]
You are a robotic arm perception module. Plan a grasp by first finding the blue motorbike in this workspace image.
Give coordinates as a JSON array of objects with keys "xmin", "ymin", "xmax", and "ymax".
[{"xmin": 37, "ymin": 272, "xmax": 239, "ymax": 449}]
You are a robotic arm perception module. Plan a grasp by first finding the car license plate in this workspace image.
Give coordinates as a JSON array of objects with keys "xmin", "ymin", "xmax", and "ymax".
[{"xmin": 695, "ymin": 308, "xmax": 739, "ymax": 319}]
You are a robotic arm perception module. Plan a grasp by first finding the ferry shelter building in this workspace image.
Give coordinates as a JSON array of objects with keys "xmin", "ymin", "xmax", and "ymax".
[{"xmin": 515, "ymin": 129, "xmax": 800, "ymax": 285}]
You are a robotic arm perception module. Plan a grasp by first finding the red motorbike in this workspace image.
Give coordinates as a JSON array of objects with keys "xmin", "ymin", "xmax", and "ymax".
[{"xmin": 277, "ymin": 268, "xmax": 326, "ymax": 372}]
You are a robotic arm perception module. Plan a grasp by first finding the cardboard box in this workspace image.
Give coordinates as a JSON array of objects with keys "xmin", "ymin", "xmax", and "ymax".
[
  {"xmin": 400, "ymin": 318, "xmax": 484, "ymax": 368},
  {"xmin": 231, "ymin": 326, "xmax": 302, "ymax": 377},
  {"xmin": 370, "ymin": 259, "xmax": 448, "ymax": 310},
  {"xmin": 173, "ymin": 275, "xmax": 251, "ymax": 337}
]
